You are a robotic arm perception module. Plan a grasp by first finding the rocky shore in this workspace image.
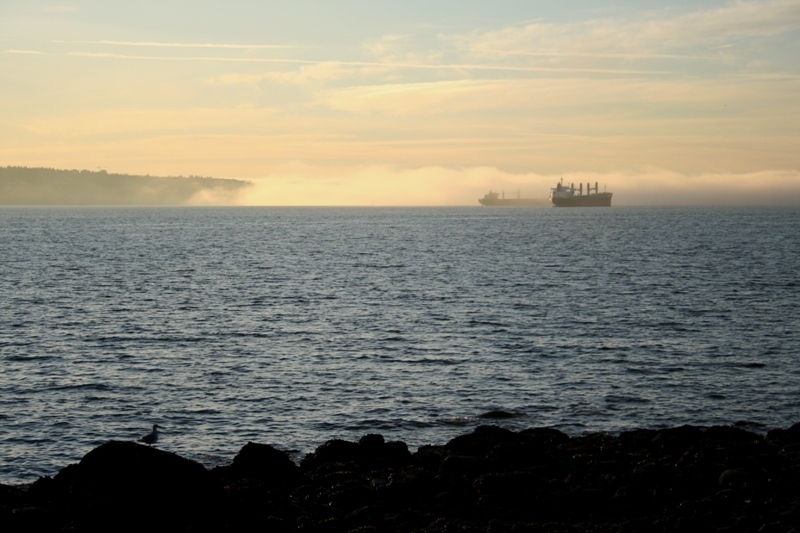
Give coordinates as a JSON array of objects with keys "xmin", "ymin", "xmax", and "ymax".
[{"xmin": 2, "ymin": 423, "xmax": 800, "ymax": 532}]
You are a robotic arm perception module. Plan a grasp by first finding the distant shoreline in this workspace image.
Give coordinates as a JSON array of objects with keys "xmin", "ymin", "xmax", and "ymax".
[{"xmin": 0, "ymin": 166, "xmax": 251, "ymax": 206}]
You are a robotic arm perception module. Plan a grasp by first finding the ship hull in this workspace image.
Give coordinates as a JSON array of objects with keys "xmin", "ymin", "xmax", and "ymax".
[{"xmin": 551, "ymin": 193, "xmax": 612, "ymax": 207}]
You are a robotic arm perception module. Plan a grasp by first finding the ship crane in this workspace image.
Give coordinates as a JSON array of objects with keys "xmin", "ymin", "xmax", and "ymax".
[
  {"xmin": 500, "ymin": 189, "xmax": 523, "ymax": 199},
  {"xmin": 549, "ymin": 177, "xmax": 612, "ymax": 207}
]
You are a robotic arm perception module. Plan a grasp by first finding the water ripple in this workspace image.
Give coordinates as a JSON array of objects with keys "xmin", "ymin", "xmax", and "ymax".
[{"xmin": 0, "ymin": 206, "xmax": 798, "ymax": 484}]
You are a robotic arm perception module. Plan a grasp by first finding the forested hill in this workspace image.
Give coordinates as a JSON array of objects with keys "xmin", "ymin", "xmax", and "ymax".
[{"xmin": 0, "ymin": 167, "xmax": 252, "ymax": 206}]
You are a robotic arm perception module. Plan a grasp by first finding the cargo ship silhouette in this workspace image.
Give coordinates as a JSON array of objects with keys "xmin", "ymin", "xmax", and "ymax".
[
  {"xmin": 549, "ymin": 178, "xmax": 612, "ymax": 207},
  {"xmin": 478, "ymin": 190, "xmax": 546, "ymax": 206}
]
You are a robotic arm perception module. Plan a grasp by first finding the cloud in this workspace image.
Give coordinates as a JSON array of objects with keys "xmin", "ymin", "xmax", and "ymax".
[
  {"xmin": 444, "ymin": 0, "xmax": 800, "ymax": 58},
  {"xmin": 55, "ymin": 49, "xmax": 664, "ymax": 76},
  {"xmin": 363, "ymin": 34, "xmax": 414, "ymax": 59},
  {"xmin": 62, "ymin": 51, "xmax": 320, "ymax": 64},
  {"xmin": 211, "ymin": 63, "xmax": 361, "ymax": 86},
  {"xmin": 319, "ymin": 76, "xmax": 785, "ymax": 115},
  {"xmin": 322, "ymin": 80, "xmax": 493, "ymax": 115},
  {"xmin": 53, "ymin": 40, "xmax": 306, "ymax": 49},
  {"xmin": 3, "ymin": 49, "xmax": 46, "ymax": 55},
  {"xmin": 5, "ymin": 1, "xmax": 798, "ymax": 193},
  {"xmin": 19, "ymin": 108, "xmax": 280, "ymax": 137},
  {"xmin": 640, "ymin": 0, "xmax": 800, "ymax": 44},
  {"xmin": 39, "ymin": 6, "xmax": 78, "ymax": 13}
]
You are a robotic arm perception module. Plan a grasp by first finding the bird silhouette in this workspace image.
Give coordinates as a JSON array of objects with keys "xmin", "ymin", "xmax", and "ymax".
[{"xmin": 139, "ymin": 424, "xmax": 163, "ymax": 446}]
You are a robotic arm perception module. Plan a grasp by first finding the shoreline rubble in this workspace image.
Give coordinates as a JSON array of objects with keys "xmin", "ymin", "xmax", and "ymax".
[{"xmin": 2, "ymin": 423, "xmax": 799, "ymax": 532}]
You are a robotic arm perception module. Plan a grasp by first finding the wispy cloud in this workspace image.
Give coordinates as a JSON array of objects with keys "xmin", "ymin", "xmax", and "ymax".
[
  {"xmin": 39, "ymin": 5, "xmax": 78, "ymax": 13},
  {"xmin": 481, "ymin": 51, "xmax": 712, "ymax": 61},
  {"xmin": 444, "ymin": 0, "xmax": 800, "ymax": 58},
  {"xmin": 363, "ymin": 34, "xmax": 415, "ymax": 59},
  {"xmin": 53, "ymin": 40, "xmax": 308, "ymax": 49},
  {"xmin": 62, "ymin": 51, "xmax": 318, "ymax": 63},
  {"xmin": 45, "ymin": 2, "xmax": 798, "ymax": 82},
  {"xmin": 60, "ymin": 51, "xmax": 666, "ymax": 76},
  {"xmin": 320, "ymin": 77, "xmax": 763, "ymax": 115},
  {"xmin": 4, "ymin": 0, "xmax": 798, "ymax": 200},
  {"xmin": 638, "ymin": 0, "xmax": 800, "ymax": 44},
  {"xmin": 19, "ymin": 107, "xmax": 281, "ymax": 137},
  {"xmin": 4, "ymin": 49, "xmax": 46, "ymax": 55},
  {"xmin": 212, "ymin": 63, "xmax": 362, "ymax": 86}
]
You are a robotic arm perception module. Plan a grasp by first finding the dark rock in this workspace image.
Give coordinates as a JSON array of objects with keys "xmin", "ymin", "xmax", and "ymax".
[
  {"xmin": 4, "ymin": 423, "xmax": 800, "ymax": 532},
  {"xmin": 441, "ymin": 454, "xmax": 486, "ymax": 478},
  {"xmin": 718, "ymin": 469, "xmax": 746, "ymax": 490},
  {"xmin": 476, "ymin": 471, "xmax": 553, "ymax": 499},
  {"xmin": 478, "ymin": 410, "xmax": 522, "ymax": 419},
  {"xmin": 412, "ymin": 444, "xmax": 449, "ymax": 472},
  {"xmin": 70, "ymin": 440, "xmax": 220, "ymax": 531},
  {"xmin": 649, "ymin": 424, "xmax": 705, "ymax": 455},
  {"xmin": 360, "ymin": 437, "xmax": 412, "ymax": 469},
  {"xmin": 0, "ymin": 483, "xmax": 25, "ymax": 510},
  {"xmin": 445, "ymin": 425, "xmax": 520, "ymax": 457},
  {"xmin": 301, "ymin": 435, "xmax": 411, "ymax": 474},
  {"xmin": 377, "ymin": 468, "xmax": 437, "ymax": 504},
  {"xmin": 766, "ymin": 421, "xmax": 800, "ymax": 443},
  {"xmin": 705, "ymin": 424, "xmax": 760, "ymax": 443},
  {"xmin": 72, "ymin": 440, "xmax": 213, "ymax": 495},
  {"xmin": 302, "ymin": 439, "xmax": 363, "ymax": 471},
  {"xmin": 227, "ymin": 441, "xmax": 299, "ymax": 486},
  {"xmin": 359, "ymin": 433, "xmax": 385, "ymax": 447},
  {"xmin": 517, "ymin": 427, "xmax": 569, "ymax": 447}
]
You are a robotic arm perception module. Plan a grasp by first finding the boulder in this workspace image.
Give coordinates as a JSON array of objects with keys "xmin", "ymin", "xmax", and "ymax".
[
  {"xmin": 69, "ymin": 440, "xmax": 220, "ymax": 531},
  {"xmin": 300, "ymin": 434, "xmax": 411, "ymax": 473},
  {"xmin": 228, "ymin": 442, "xmax": 299, "ymax": 486},
  {"xmin": 445, "ymin": 425, "xmax": 520, "ymax": 457}
]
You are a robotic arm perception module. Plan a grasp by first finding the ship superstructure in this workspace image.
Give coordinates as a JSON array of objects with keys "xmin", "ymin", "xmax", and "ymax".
[{"xmin": 549, "ymin": 178, "xmax": 612, "ymax": 207}]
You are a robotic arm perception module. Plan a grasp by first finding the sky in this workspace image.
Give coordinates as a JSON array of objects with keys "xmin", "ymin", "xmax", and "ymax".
[{"xmin": 1, "ymin": 0, "xmax": 799, "ymax": 206}]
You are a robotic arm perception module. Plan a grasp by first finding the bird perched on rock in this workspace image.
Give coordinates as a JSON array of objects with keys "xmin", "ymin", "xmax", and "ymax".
[{"xmin": 139, "ymin": 424, "xmax": 163, "ymax": 446}]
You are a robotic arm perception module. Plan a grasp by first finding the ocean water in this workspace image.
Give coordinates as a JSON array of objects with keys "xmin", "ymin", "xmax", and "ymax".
[{"xmin": 1, "ymin": 206, "xmax": 799, "ymax": 485}]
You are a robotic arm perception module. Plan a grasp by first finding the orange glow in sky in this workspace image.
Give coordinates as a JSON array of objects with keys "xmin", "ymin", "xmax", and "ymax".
[{"xmin": 2, "ymin": 1, "xmax": 799, "ymax": 205}]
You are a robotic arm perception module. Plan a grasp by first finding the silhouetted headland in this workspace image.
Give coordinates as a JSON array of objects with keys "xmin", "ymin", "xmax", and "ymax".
[
  {"xmin": 2, "ymin": 423, "xmax": 799, "ymax": 532},
  {"xmin": 0, "ymin": 166, "xmax": 251, "ymax": 206}
]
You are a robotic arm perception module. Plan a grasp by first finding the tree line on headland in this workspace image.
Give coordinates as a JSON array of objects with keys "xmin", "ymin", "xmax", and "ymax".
[{"xmin": 0, "ymin": 166, "xmax": 252, "ymax": 206}]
